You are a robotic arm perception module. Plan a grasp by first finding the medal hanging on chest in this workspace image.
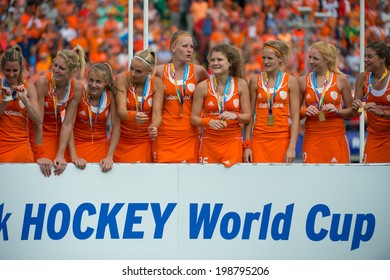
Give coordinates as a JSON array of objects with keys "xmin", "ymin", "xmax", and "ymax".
[
  {"xmin": 312, "ymin": 71, "xmax": 329, "ymax": 122},
  {"xmin": 172, "ymin": 63, "xmax": 188, "ymax": 118},
  {"xmin": 359, "ymin": 69, "xmax": 388, "ymax": 112},
  {"xmin": 264, "ymin": 71, "xmax": 282, "ymax": 126}
]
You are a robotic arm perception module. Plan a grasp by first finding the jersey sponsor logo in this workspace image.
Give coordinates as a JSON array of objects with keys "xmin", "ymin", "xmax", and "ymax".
[
  {"xmin": 79, "ymin": 110, "xmax": 87, "ymax": 116},
  {"xmin": 165, "ymin": 95, "xmax": 192, "ymax": 101},
  {"xmin": 3, "ymin": 110, "xmax": 23, "ymax": 117},
  {"xmin": 233, "ymin": 99, "xmax": 239, "ymax": 108}
]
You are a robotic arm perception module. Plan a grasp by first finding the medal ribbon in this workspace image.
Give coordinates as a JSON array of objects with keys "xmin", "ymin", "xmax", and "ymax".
[
  {"xmin": 264, "ymin": 70, "xmax": 282, "ymax": 115},
  {"xmin": 214, "ymin": 76, "xmax": 231, "ymax": 114},
  {"xmin": 364, "ymin": 69, "xmax": 389, "ymax": 101},
  {"xmin": 132, "ymin": 76, "xmax": 149, "ymax": 112},
  {"xmin": 312, "ymin": 70, "xmax": 330, "ymax": 110},
  {"xmin": 86, "ymin": 86, "xmax": 104, "ymax": 143},
  {"xmin": 2, "ymin": 78, "xmax": 19, "ymax": 100},
  {"xmin": 171, "ymin": 63, "xmax": 189, "ymax": 115}
]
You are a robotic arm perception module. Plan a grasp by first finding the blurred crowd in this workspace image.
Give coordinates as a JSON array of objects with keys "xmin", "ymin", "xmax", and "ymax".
[{"xmin": 0, "ymin": 0, "xmax": 389, "ymax": 83}]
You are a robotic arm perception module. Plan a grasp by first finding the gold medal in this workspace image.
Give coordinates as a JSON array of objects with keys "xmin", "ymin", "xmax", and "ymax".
[
  {"xmin": 358, "ymin": 102, "xmax": 366, "ymax": 113},
  {"xmin": 267, "ymin": 115, "xmax": 274, "ymax": 126},
  {"xmin": 318, "ymin": 111, "xmax": 326, "ymax": 122}
]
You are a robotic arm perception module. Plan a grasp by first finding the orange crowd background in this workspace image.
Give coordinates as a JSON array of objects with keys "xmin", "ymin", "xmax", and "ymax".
[{"xmin": 0, "ymin": 0, "xmax": 389, "ymax": 84}]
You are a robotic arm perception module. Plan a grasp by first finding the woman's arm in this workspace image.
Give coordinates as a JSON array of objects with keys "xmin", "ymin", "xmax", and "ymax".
[
  {"xmin": 53, "ymin": 81, "xmax": 82, "ymax": 175},
  {"xmin": 242, "ymin": 76, "xmax": 258, "ymax": 163},
  {"xmin": 149, "ymin": 77, "xmax": 164, "ymax": 140},
  {"xmin": 286, "ymin": 75, "xmax": 301, "ymax": 163},
  {"xmin": 100, "ymin": 95, "xmax": 120, "ymax": 172}
]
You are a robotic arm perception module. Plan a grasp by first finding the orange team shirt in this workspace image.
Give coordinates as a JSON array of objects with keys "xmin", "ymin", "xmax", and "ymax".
[
  {"xmin": 303, "ymin": 72, "xmax": 345, "ymax": 136},
  {"xmin": 252, "ymin": 72, "xmax": 291, "ymax": 139},
  {"xmin": 0, "ymin": 79, "xmax": 34, "ymax": 162},
  {"xmin": 42, "ymin": 72, "xmax": 75, "ymax": 160},
  {"xmin": 362, "ymin": 73, "xmax": 390, "ymax": 163},
  {"xmin": 153, "ymin": 63, "xmax": 200, "ymax": 163},
  {"xmin": 114, "ymin": 73, "xmax": 155, "ymax": 163},
  {"xmin": 200, "ymin": 77, "xmax": 242, "ymax": 167},
  {"xmin": 159, "ymin": 63, "xmax": 199, "ymax": 137},
  {"xmin": 72, "ymin": 85, "xmax": 111, "ymax": 162}
]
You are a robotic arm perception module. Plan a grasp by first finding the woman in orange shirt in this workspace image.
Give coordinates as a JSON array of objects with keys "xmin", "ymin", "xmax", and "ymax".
[
  {"xmin": 352, "ymin": 41, "xmax": 390, "ymax": 163},
  {"xmin": 68, "ymin": 63, "xmax": 120, "ymax": 172},
  {"xmin": 114, "ymin": 49, "xmax": 164, "ymax": 163},
  {"xmin": 0, "ymin": 45, "xmax": 42, "ymax": 162},
  {"xmin": 154, "ymin": 30, "xmax": 209, "ymax": 163},
  {"xmin": 298, "ymin": 41, "xmax": 353, "ymax": 163},
  {"xmin": 244, "ymin": 40, "xmax": 301, "ymax": 163},
  {"xmin": 34, "ymin": 45, "xmax": 86, "ymax": 176},
  {"xmin": 191, "ymin": 43, "xmax": 251, "ymax": 167}
]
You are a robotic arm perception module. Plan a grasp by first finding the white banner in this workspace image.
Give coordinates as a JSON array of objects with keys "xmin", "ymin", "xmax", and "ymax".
[{"xmin": 0, "ymin": 164, "xmax": 389, "ymax": 260}]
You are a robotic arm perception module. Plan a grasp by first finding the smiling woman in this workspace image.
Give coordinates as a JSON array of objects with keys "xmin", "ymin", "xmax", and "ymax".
[
  {"xmin": 0, "ymin": 45, "xmax": 42, "ymax": 163},
  {"xmin": 67, "ymin": 63, "xmax": 120, "ymax": 172},
  {"xmin": 298, "ymin": 41, "xmax": 353, "ymax": 164},
  {"xmin": 191, "ymin": 43, "xmax": 251, "ymax": 167},
  {"xmin": 351, "ymin": 41, "xmax": 390, "ymax": 163},
  {"xmin": 33, "ymin": 45, "xmax": 87, "ymax": 177}
]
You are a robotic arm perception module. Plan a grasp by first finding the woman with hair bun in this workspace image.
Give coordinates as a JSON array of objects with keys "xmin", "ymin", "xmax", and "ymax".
[
  {"xmin": 298, "ymin": 41, "xmax": 353, "ymax": 163},
  {"xmin": 114, "ymin": 48, "xmax": 164, "ymax": 163},
  {"xmin": 191, "ymin": 43, "xmax": 251, "ymax": 167},
  {"xmin": 154, "ymin": 30, "xmax": 209, "ymax": 163},
  {"xmin": 244, "ymin": 40, "xmax": 301, "ymax": 163},
  {"xmin": 0, "ymin": 45, "xmax": 42, "ymax": 162},
  {"xmin": 352, "ymin": 41, "xmax": 390, "ymax": 163},
  {"xmin": 34, "ymin": 45, "xmax": 87, "ymax": 176},
  {"xmin": 67, "ymin": 63, "xmax": 120, "ymax": 172}
]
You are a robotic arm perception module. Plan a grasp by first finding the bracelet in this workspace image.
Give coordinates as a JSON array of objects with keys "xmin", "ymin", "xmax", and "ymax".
[
  {"xmin": 126, "ymin": 111, "xmax": 136, "ymax": 122},
  {"xmin": 243, "ymin": 139, "xmax": 252, "ymax": 149},
  {"xmin": 200, "ymin": 118, "xmax": 211, "ymax": 127}
]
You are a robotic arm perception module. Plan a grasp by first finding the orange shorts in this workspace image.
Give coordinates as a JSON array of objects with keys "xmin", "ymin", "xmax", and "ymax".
[
  {"xmin": 252, "ymin": 137, "xmax": 290, "ymax": 163},
  {"xmin": 363, "ymin": 134, "xmax": 390, "ymax": 163},
  {"xmin": 153, "ymin": 134, "xmax": 199, "ymax": 163},
  {"xmin": 303, "ymin": 134, "xmax": 350, "ymax": 163},
  {"xmin": 199, "ymin": 136, "xmax": 243, "ymax": 167}
]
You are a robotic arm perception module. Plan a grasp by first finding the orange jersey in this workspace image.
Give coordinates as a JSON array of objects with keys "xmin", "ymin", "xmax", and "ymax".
[
  {"xmin": 362, "ymin": 72, "xmax": 390, "ymax": 163},
  {"xmin": 0, "ymin": 79, "xmax": 33, "ymax": 162},
  {"xmin": 73, "ymin": 85, "xmax": 111, "ymax": 162},
  {"xmin": 200, "ymin": 77, "xmax": 243, "ymax": 167},
  {"xmin": 42, "ymin": 72, "xmax": 75, "ymax": 160},
  {"xmin": 251, "ymin": 72, "xmax": 291, "ymax": 163},
  {"xmin": 302, "ymin": 72, "xmax": 349, "ymax": 163},
  {"xmin": 154, "ymin": 63, "xmax": 200, "ymax": 163},
  {"xmin": 114, "ymin": 73, "xmax": 154, "ymax": 163},
  {"xmin": 303, "ymin": 72, "xmax": 346, "ymax": 136}
]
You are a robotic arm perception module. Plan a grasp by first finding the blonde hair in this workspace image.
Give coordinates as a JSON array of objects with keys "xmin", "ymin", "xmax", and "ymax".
[
  {"xmin": 133, "ymin": 48, "xmax": 158, "ymax": 75},
  {"xmin": 262, "ymin": 40, "xmax": 291, "ymax": 62},
  {"xmin": 87, "ymin": 63, "xmax": 119, "ymax": 95},
  {"xmin": 309, "ymin": 41, "xmax": 342, "ymax": 74},
  {"xmin": 208, "ymin": 43, "xmax": 245, "ymax": 78},
  {"xmin": 0, "ymin": 45, "xmax": 25, "ymax": 84},
  {"xmin": 55, "ymin": 44, "xmax": 87, "ymax": 79}
]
